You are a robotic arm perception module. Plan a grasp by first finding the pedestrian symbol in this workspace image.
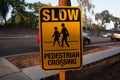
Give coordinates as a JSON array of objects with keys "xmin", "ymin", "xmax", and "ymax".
[
  {"xmin": 52, "ymin": 26, "xmax": 60, "ymax": 47},
  {"xmin": 52, "ymin": 23, "xmax": 70, "ymax": 47},
  {"xmin": 60, "ymin": 23, "xmax": 70, "ymax": 47},
  {"xmin": 39, "ymin": 6, "xmax": 83, "ymax": 71}
]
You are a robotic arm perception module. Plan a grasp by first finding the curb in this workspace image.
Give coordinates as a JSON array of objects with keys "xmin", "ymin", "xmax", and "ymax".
[{"xmin": 3, "ymin": 52, "xmax": 39, "ymax": 58}]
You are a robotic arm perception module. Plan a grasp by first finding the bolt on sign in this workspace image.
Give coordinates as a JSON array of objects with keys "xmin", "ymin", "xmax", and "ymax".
[{"xmin": 38, "ymin": 6, "xmax": 83, "ymax": 70}]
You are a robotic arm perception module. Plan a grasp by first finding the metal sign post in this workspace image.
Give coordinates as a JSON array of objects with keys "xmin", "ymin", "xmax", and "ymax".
[{"xmin": 60, "ymin": 70, "xmax": 65, "ymax": 80}]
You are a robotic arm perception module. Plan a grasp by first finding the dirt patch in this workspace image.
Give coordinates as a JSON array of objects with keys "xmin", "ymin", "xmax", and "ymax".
[{"xmin": 6, "ymin": 53, "xmax": 40, "ymax": 69}]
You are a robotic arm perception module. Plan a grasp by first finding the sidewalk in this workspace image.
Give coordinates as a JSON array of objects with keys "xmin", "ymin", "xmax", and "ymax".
[
  {"xmin": 0, "ymin": 57, "xmax": 58, "ymax": 80},
  {"xmin": 0, "ymin": 47, "xmax": 120, "ymax": 80}
]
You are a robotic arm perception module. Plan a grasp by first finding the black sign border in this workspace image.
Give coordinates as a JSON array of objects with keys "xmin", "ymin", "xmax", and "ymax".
[{"xmin": 39, "ymin": 6, "xmax": 83, "ymax": 70}]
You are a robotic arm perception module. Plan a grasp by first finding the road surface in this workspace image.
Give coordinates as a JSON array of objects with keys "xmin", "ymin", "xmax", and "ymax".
[
  {"xmin": 0, "ymin": 37, "xmax": 111, "ymax": 57},
  {"xmin": 0, "ymin": 38, "xmax": 39, "ymax": 57}
]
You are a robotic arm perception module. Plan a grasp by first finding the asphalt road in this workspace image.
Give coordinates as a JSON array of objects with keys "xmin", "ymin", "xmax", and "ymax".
[
  {"xmin": 0, "ymin": 37, "xmax": 111, "ymax": 57},
  {"xmin": 0, "ymin": 38, "xmax": 39, "ymax": 57}
]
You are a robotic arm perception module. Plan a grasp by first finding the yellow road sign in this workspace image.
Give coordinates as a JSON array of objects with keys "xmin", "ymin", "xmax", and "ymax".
[{"xmin": 38, "ymin": 6, "xmax": 83, "ymax": 70}]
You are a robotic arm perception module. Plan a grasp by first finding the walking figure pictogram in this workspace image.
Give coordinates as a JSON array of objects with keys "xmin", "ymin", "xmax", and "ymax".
[
  {"xmin": 52, "ymin": 27, "xmax": 60, "ymax": 47},
  {"xmin": 60, "ymin": 23, "xmax": 69, "ymax": 47}
]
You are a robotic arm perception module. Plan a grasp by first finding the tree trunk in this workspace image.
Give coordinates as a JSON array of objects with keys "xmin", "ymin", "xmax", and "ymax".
[{"xmin": 59, "ymin": 0, "xmax": 71, "ymax": 6}]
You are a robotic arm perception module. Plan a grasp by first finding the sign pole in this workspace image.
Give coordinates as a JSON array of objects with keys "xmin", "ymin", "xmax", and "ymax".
[{"xmin": 60, "ymin": 70, "xmax": 65, "ymax": 80}]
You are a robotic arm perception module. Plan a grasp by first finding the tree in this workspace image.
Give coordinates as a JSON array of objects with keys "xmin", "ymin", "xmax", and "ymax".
[
  {"xmin": 0, "ymin": 0, "xmax": 49, "ymax": 27},
  {"xmin": 95, "ymin": 10, "xmax": 120, "ymax": 30},
  {"xmin": 8, "ymin": 0, "xmax": 26, "ymax": 24},
  {"xmin": 91, "ymin": 23, "xmax": 105, "ymax": 36},
  {"xmin": 95, "ymin": 10, "xmax": 112, "ymax": 25},
  {"xmin": 91, "ymin": 23, "xmax": 98, "ymax": 31},
  {"xmin": 26, "ymin": 2, "xmax": 48, "ymax": 27},
  {"xmin": 8, "ymin": 0, "xmax": 25, "ymax": 15},
  {"xmin": 77, "ymin": 0, "xmax": 94, "ymax": 13},
  {"xmin": 112, "ymin": 17, "xmax": 120, "ymax": 30},
  {"xmin": 26, "ymin": 2, "xmax": 46, "ymax": 14},
  {"xmin": 77, "ymin": 0, "xmax": 94, "ymax": 27},
  {"xmin": 0, "ymin": 0, "xmax": 9, "ymax": 25},
  {"xmin": 0, "ymin": 0, "xmax": 27, "ymax": 26},
  {"xmin": 7, "ymin": 0, "xmax": 43, "ymax": 27}
]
